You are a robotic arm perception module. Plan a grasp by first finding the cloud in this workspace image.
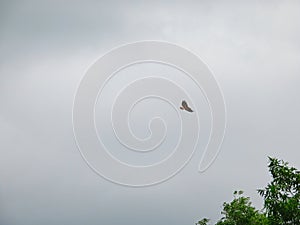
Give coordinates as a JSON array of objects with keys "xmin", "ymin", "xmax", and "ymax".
[{"xmin": 0, "ymin": 0, "xmax": 300, "ymax": 224}]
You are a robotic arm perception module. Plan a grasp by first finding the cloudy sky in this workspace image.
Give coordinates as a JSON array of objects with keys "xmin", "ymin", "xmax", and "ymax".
[{"xmin": 1, "ymin": 0, "xmax": 300, "ymax": 224}]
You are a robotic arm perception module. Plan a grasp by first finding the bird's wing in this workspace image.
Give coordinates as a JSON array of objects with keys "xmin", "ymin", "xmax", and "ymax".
[
  {"xmin": 186, "ymin": 107, "xmax": 193, "ymax": 112},
  {"xmin": 182, "ymin": 100, "xmax": 188, "ymax": 108},
  {"xmin": 182, "ymin": 100, "xmax": 193, "ymax": 112}
]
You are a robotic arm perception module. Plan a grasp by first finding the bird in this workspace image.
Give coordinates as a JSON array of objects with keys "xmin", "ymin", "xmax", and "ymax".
[{"xmin": 180, "ymin": 100, "xmax": 193, "ymax": 112}]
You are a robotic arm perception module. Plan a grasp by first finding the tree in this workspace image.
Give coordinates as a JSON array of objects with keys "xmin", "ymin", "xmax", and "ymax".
[
  {"xmin": 215, "ymin": 190, "xmax": 269, "ymax": 225},
  {"xmin": 196, "ymin": 157, "xmax": 299, "ymax": 225},
  {"xmin": 258, "ymin": 157, "xmax": 300, "ymax": 225},
  {"xmin": 196, "ymin": 191, "xmax": 268, "ymax": 225},
  {"xmin": 196, "ymin": 218, "xmax": 210, "ymax": 225}
]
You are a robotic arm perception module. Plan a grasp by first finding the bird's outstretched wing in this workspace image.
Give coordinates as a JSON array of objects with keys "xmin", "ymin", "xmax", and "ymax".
[
  {"xmin": 182, "ymin": 100, "xmax": 193, "ymax": 112},
  {"xmin": 182, "ymin": 100, "xmax": 188, "ymax": 108}
]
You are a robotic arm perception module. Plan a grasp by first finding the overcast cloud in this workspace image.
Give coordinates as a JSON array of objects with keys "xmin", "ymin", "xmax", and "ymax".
[{"xmin": 1, "ymin": 1, "xmax": 300, "ymax": 225}]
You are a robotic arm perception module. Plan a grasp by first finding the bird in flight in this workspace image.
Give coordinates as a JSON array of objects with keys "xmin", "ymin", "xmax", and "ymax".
[{"xmin": 180, "ymin": 100, "xmax": 193, "ymax": 112}]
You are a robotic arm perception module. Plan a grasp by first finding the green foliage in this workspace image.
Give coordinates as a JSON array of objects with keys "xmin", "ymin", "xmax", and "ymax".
[
  {"xmin": 257, "ymin": 157, "xmax": 300, "ymax": 225},
  {"xmin": 215, "ymin": 190, "xmax": 269, "ymax": 225},
  {"xmin": 196, "ymin": 157, "xmax": 299, "ymax": 225},
  {"xmin": 196, "ymin": 218, "xmax": 210, "ymax": 225}
]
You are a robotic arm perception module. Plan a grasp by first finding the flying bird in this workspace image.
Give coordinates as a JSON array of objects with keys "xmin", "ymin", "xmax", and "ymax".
[{"xmin": 180, "ymin": 100, "xmax": 193, "ymax": 112}]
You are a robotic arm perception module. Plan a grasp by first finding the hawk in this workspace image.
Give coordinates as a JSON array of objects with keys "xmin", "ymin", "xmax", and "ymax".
[{"xmin": 180, "ymin": 100, "xmax": 193, "ymax": 112}]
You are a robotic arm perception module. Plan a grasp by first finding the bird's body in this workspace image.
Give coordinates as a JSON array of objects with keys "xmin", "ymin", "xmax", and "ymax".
[{"xmin": 180, "ymin": 100, "xmax": 193, "ymax": 112}]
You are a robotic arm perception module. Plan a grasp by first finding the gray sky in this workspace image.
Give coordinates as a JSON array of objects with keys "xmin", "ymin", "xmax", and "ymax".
[{"xmin": 1, "ymin": 0, "xmax": 300, "ymax": 224}]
